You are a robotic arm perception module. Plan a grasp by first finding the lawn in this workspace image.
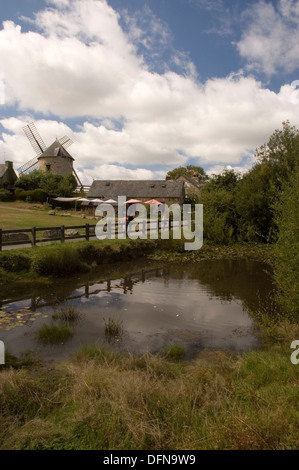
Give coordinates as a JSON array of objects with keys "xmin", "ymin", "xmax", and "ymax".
[{"xmin": 0, "ymin": 202, "xmax": 94, "ymax": 230}]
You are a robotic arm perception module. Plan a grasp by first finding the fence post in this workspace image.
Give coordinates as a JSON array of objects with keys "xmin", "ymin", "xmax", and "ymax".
[
  {"xmin": 61, "ymin": 225, "xmax": 65, "ymax": 243},
  {"xmin": 86, "ymin": 223, "xmax": 90, "ymax": 241},
  {"xmin": 31, "ymin": 227, "xmax": 36, "ymax": 247},
  {"xmin": 0, "ymin": 229, "xmax": 2, "ymax": 251}
]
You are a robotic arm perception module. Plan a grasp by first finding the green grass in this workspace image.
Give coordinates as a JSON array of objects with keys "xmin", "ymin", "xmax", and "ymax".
[
  {"xmin": 37, "ymin": 323, "xmax": 74, "ymax": 344},
  {"xmin": 163, "ymin": 344, "xmax": 186, "ymax": 361},
  {"xmin": 0, "ymin": 201, "xmax": 91, "ymax": 230}
]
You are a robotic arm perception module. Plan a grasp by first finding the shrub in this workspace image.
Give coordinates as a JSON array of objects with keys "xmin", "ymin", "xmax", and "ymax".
[
  {"xmin": 77, "ymin": 244, "xmax": 98, "ymax": 264},
  {"xmin": 15, "ymin": 189, "xmax": 47, "ymax": 203},
  {"xmin": 0, "ymin": 252, "xmax": 32, "ymax": 272},
  {"xmin": 0, "ymin": 190, "xmax": 13, "ymax": 202},
  {"xmin": 31, "ymin": 245, "xmax": 90, "ymax": 277}
]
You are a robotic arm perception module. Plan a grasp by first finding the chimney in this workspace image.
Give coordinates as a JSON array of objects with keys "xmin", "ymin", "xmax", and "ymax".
[
  {"xmin": 5, "ymin": 161, "xmax": 13, "ymax": 169},
  {"xmin": 192, "ymin": 171, "xmax": 198, "ymax": 182}
]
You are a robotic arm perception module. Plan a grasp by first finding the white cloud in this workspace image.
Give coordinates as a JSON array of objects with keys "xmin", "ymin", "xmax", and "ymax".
[
  {"xmin": 0, "ymin": 0, "xmax": 298, "ymax": 181},
  {"xmin": 236, "ymin": 0, "xmax": 299, "ymax": 76}
]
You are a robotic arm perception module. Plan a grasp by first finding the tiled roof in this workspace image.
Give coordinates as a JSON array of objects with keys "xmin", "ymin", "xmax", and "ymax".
[{"xmin": 87, "ymin": 180, "xmax": 184, "ymax": 200}]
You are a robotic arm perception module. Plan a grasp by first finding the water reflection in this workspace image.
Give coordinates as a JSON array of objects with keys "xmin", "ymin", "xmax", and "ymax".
[{"xmin": 0, "ymin": 260, "xmax": 277, "ymax": 361}]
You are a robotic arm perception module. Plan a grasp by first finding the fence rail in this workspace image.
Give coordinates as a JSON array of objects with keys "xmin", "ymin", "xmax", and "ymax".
[{"xmin": 0, "ymin": 219, "xmax": 185, "ymax": 251}]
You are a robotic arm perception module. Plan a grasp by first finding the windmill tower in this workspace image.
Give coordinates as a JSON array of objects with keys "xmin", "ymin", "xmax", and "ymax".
[{"xmin": 18, "ymin": 122, "xmax": 82, "ymax": 188}]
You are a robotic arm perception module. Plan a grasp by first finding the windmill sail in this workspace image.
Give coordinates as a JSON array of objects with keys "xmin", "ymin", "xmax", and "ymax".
[
  {"xmin": 18, "ymin": 123, "xmax": 47, "ymax": 175},
  {"xmin": 59, "ymin": 135, "xmax": 73, "ymax": 149},
  {"xmin": 23, "ymin": 122, "xmax": 47, "ymax": 157},
  {"xmin": 17, "ymin": 157, "xmax": 39, "ymax": 174}
]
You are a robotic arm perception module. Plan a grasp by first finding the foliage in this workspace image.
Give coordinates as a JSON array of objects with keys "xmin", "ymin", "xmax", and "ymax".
[
  {"xmin": 273, "ymin": 164, "xmax": 299, "ymax": 319},
  {"xmin": 56, "ymin": 174, "xmax": 77, "ymax": 197},
  {"xmin": 15, "ymin": 170, "xmax": 77, "ymax": 198},
  {"xmin": 0, "ymin": 252, "xmax": 32, "ymax": 272},
  {"xmin": 0, "ymin": 190, "xmax": 13, "ymax": 202},
  {"xmin": 31, "ymin": 245, "xmax": 90, "ymax": 277},
  {"xmin": 166, "ymin": 165, "xmax": 207, "ymax": 183},
  {"xmin": 15, "ymin": 170, "xmax": 42, "ymax": 191},
  {"xmin": 199, "ymin": 123, "xmax": 299, "ymax": 244},
  {"xmin": 200, "ymin": 170, "xmax": 238, "ymax": 244},
  {"xmin": 15, "ymin": 189, "xmax": 48, "ymax": 203}
]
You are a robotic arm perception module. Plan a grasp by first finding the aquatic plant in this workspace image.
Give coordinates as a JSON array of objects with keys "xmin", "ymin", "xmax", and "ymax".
[{"xmin": 37, "ymin": 323, "xmax": 74, "ymax": 344}]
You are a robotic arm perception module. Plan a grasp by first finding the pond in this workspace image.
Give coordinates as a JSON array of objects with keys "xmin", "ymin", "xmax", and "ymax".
[{"xmin": 0, "ymin": 258, "xmax": 276, "ymax": 361}]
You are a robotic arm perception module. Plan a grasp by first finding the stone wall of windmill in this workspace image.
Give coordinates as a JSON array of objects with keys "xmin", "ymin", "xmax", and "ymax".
[{"xmin": 38, "ymin": 155, "xmax": 74, "ymax": 177}]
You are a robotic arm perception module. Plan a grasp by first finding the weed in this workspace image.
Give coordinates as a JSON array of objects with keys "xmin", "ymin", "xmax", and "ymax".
[{"xmin": 37, "ymin": 323, "xmax": 74, "ymax": 344}]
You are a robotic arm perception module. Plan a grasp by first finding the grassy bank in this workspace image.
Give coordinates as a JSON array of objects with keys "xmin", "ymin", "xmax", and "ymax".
[
  {"xmin": 0, "ymin": 238, "xmax": 158, "ymax": 285},
  {"xmin": 0, "ymin": 237, "xmax": 274, "ymax": 286},
  {"xmin": 0, "ymin": 318, "xmax": 298, "ymax": 450}
]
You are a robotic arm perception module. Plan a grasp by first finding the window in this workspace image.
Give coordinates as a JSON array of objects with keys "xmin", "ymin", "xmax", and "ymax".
[{"xmin": 46, "ymin": 164, "xmax": 51, "ymax": 171}]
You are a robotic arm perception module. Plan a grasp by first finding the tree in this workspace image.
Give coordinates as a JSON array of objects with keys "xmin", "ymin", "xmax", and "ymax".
[
  {"xmin": 57, "ymin": 173, "xmax": 77, "ymax": 197},
  {"xmin": 255, "ymin": 120, "xmax": 299, "ymax": 189},
  {"xmin": 15, "ymin": 170, "xmax": 42, "ymax": 190},
  {"xmin": 273, "ymin": 164, "xmax": 299, "ymax": 318},
  {"xmin": 15, "ymin": 170, "xmax": 77, "ymax": 198},
  {"xmin": 166, "ymin": 165, "xmax": 207, "ymax": 183},
  {"xmin": 199, "ymin": 170, "xmax": 239, "ymax": 244},
  {"xmin": 236, "ymin": 121, "xmax": 299, "ymax": 242}
]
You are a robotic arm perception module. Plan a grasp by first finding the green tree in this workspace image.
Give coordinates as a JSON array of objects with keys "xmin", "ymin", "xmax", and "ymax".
[
  {"xmin": 166, "ymin": 165, "xmax": 207, "ymax": 183},
  {"xmin": 256, "ymin": 120, "xmax": 299, "ymax": 188},
  {"xmin": 39, "ymin": 172, "xmax": 63, "ymax": 197},
  {"xmin": 235, "ymin": 163, "xmax": 276, "ymax": 242},
  {"xmin": 200, "ymin": 170, "xmax": 239, "ymax": 244},
  {"xmin": 273, "ymin": 164, "xmax": 299, "ymax": 318},
  {"xmin": 57, "ymin": 173, "xmax": 77, "ymax": 197},
  {"xmin": 15, "ymin": 170, "xmax": 43, "ymax": 190}
]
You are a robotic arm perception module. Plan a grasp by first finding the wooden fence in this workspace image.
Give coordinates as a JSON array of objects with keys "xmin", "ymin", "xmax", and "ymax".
[{"xmin": 0, "ymin": 219, "xmax": 183, "ymax": 251}]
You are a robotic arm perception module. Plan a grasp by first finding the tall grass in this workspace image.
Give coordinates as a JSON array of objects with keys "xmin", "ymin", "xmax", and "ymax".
[
  {"xmin": 37, "ymin": 323, "xmax": 74, "ymax": 344},
  {"xmin": 31, "ymin": 245, "xmax": 90, "ymax": 277},
  {"xmin": 0, "ymin": 332, "xmax": 298, "ymax": 450},
  {"xmin": 103, "ymin": 317, "xmax": 123, "ymax": 340}
]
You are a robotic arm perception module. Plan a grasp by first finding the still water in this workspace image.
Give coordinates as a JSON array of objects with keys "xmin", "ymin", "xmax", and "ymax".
[{"xmin": 0, "ymin": 259, "xmax": 276, "ymax": 361}]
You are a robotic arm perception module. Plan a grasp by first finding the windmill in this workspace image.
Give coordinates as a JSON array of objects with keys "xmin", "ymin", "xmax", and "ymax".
[{"xmin": 18, "ymin": 122, "xmax": 82, "ymax": 187}]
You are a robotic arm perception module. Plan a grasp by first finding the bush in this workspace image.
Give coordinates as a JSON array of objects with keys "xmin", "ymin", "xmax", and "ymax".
[
  {"xmin": 31, "ymin": 245, "xmax": 90, "ymax": 277},
  {"xmin": 0, "ymin": 252, "xmax": 32, "ymax": 272},
  {"xmin": 0, "ymin": 190, "xmax": 13, "ymax": 202},
  {"xmin": 15, "ymin": 189, "xmax": 47, "ymax": 203}
]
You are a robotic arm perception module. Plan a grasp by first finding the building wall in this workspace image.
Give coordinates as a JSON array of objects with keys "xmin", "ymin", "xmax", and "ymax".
[{"xmin": 38, "ymin": 156, "xmax": 73, "ymax": 177}]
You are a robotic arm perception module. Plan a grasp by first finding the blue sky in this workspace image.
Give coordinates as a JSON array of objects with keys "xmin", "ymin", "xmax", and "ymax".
[{"xmin": 0, "ymin": 0, "xmax": 298, "ymax": 183}]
